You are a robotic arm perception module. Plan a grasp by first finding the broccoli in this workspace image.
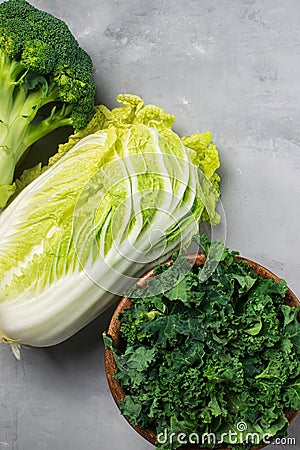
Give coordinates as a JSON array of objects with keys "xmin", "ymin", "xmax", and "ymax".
[{"xmin": 0, "ymin": 0, "xmax": 96, "ymax": 207}]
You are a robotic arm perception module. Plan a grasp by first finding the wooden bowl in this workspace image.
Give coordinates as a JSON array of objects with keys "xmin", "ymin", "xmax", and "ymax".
[{"xmin": 104, "ymin": 254, "xmax": 300, "ymax": 449}]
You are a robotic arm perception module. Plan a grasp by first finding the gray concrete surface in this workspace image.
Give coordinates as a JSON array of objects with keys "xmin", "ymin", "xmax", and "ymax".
[{"xmin": 1, "ymin": 0, "xmax": 300, "ymax": 449}]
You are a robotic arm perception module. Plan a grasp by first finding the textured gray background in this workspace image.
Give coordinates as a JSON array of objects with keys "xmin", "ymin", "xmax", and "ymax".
[{"xmin": 1, "ymin": 0, "xmax": 300, "ymax": 449}]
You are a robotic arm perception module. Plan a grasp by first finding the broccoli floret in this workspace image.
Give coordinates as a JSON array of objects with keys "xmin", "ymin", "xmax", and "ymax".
[{"xmin": 0, "ymin": 0, "xmax": 96, "ymax": 207}]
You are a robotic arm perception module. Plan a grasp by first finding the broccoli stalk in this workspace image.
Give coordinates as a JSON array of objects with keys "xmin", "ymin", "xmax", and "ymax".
[{"xmin": 0, "ymin": 0, "xmax": 96, "ymax": 207}]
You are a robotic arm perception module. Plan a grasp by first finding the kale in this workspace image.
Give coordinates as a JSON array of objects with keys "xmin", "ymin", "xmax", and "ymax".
[{"xmin": 104, "ymin": 235, "xmax": 300, "ymax": 450}]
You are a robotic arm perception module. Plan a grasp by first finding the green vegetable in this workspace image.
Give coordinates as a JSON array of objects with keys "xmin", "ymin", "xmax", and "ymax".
[
  {"xmin": 0, "ymin": 0, "xmax": 96, "ymax": 207},
  {"xmin": 0, "ymin": 94, "xmax": 220, "ymax": 355},
  {"xmin": 105, "ymin": 235, "xmax": 300, "ymax": 450}
]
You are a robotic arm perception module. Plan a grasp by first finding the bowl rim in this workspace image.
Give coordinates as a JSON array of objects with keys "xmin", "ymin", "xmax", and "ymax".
[{"xmin": 104, "ymin": 253, "xmax": 300, "ymax": 450}]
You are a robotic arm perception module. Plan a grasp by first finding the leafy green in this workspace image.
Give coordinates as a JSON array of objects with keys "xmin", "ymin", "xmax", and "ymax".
[
  {"xmin": 105, "ymin": 236, "xmax": 300, "ymax": 450},
  {"xmin": 0, "ymin": 95, "xmax": 220, "ymax": 348}
]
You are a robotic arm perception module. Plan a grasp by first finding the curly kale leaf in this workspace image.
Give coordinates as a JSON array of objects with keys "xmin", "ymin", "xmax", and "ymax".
[{"xmin": 104, "ymin": 235, "xmax": 300, "ymax": 450}]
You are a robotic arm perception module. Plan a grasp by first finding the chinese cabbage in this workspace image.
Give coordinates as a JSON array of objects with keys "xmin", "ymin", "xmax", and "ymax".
[{"xmin": 0, "ymin": 94, "xmax": 220, "ymax": 352}]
